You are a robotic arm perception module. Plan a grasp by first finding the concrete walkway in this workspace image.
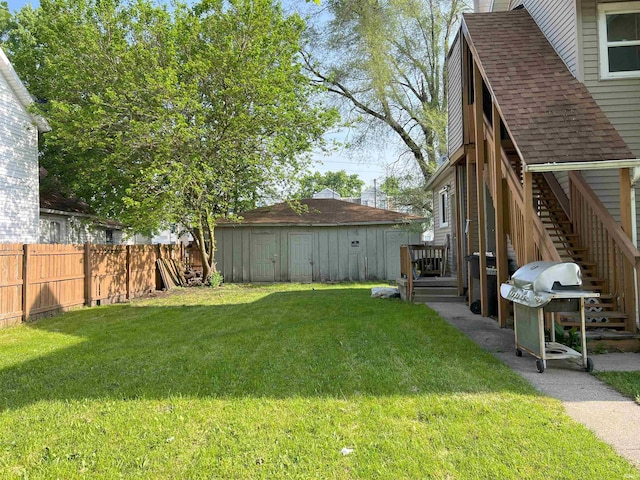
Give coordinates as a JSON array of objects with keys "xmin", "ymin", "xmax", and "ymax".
[{"xmin": 427, "ymin": 301, "xmax": 640, "ymax": 469}]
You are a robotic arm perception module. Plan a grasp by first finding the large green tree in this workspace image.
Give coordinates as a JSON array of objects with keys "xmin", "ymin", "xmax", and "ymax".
[
  {"xmin": 303, "ymin": 0, "xmax": 466, "ymax": 182},
  {"xmin": 6, "ymin": 0, "xmax": 337, "ymax": 282},
  {"xmin": 294, "ymin": 169, "xmax": 364, "ymax": 198}
]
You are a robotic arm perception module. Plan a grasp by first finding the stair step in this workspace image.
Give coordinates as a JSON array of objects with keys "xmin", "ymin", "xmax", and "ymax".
[
  {"xmin": 561, "ymin": 310, "xmax": 628, "ymax": 320},
  {"xmin": 413, "ymin": 295, "xmax": 465, "ymax": 304},
  {"xmin": 413, "ymin": 287, "xmax": 460, "ymax": 296},
  {"xmin": 561, "ymin": 321, "xmax": 628, "ymax": 328}
]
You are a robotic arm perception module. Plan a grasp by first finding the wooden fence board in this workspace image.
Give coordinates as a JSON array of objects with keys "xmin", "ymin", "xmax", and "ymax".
[
  {"xmin": 0, "ymin": 244, "xmax": 24, "ymax": 327},
  {"xmin": 26, "ymin": 244, "xmax": 85, "ymax": 319},
  {"xmin": 0, "ymin": 242, "xmax": 179, "ymax": 327}
]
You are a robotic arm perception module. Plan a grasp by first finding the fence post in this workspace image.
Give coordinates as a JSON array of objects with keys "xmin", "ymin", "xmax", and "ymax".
[
  {"xmin": 22, "ymin": 244, "xmax": 30, "ymax": 322},
  {"xmin": 126, "ymin": 245, "xmax": 132, "ymax": 300},
  {"xmin": 84, "ymin": 242, "xmax": 92, "ymax": 307}
]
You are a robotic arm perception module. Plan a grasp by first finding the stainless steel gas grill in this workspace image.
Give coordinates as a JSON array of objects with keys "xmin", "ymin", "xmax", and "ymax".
[{"xmin": 500, "ymin": 261, "xmax": 598, "ymax": 373}]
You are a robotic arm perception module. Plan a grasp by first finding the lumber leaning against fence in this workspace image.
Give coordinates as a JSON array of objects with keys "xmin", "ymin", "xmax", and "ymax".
[{"xmin": 0, "ymin": 242, "xmax": 183, "ymax": 328}]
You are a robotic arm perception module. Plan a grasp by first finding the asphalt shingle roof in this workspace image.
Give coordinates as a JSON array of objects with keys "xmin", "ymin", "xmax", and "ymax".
[
  {"xmin": 463, "ymin": 9, "xmax": 634, "ymax": 166},
  {"xmin": 218, "ymin": 198, "xmax": 423, "ymax": 226}
]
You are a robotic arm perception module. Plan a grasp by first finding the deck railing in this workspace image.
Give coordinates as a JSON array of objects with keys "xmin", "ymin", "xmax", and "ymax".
[
  {"xmin": 399, "ymin": 243, "xmax": 448, "ymax": 301},
  {"xmin": 570, "ymin": 171, "xmax": 640, "ymax": 331}
]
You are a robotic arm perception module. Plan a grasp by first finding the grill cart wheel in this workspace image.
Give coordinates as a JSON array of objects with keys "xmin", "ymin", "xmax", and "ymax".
[
  {"xmin": 536, "ymin": 359, "xmax": 545, "ymax": 373},
  {"xmin": 515, "ymin": 349, "xmax": 523, "ymax": 357},
  {"xmin": 585, "ymin": 358, "xmax": 594, "ymax": 373}
]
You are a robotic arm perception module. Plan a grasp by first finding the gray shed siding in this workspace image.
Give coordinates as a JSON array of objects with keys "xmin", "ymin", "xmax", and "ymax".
[
  {"xmin": 524, "ymin": 0, "xmax": 579, "ymax": 77},
  {"xmin": 215, "ymin": 225, "xmax": 420, "ymax": 283},
  {"xmin": 447, "ymin": 34, "xmax": 464, "ymax": 157}
]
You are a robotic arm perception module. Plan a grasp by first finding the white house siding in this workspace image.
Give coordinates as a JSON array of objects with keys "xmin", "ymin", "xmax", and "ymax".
[
  {"xmin": 524, "ymin": 0, "xmax": 579, "ymax": 77},
  {"xmin": 39, "ymin": 212, "xmax": 124, "ymax": 244},
  {"xmin": 0, "ymin": 72, "xmax": 39, "ymax": 243},
  {"xmin": 215, "ymin": 225, "xmax": 421, "ymax": 283},
  {"xmin": 447, "ymin": 34, "xmax": 464, "ymax": 158}
]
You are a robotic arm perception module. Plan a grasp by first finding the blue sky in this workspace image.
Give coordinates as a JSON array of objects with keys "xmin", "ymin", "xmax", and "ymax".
[
  {"xmin": 5, "ymin": 0, "xmax": 390, "ymax": 188},
  {"xmin": 6, "ymin": 0, "xmax": 37, "ymax": 12}
]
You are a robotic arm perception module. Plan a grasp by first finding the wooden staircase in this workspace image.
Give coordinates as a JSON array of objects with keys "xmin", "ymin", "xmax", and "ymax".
[
  {"xmin": 411, "ymin": 277, "xmax": 465, "ymax": 304},
  {"xmin": 531, "ymin": 172, "xmax": 629, "ymax": 329}
]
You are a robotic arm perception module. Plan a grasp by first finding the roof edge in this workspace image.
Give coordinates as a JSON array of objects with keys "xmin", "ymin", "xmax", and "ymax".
[
  {"xmin": 524, "ymin": 158, "xmax": 640, "ymax": 173},
  {"xmin": 0, "ymin": 48, "xmax": 50, "ymax": 133},
  {"xmin": 217, "ymin": 219, "xmax": 426, "ymax": 228}
]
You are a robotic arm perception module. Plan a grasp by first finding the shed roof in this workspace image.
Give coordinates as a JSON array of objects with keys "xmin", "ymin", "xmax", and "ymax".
[
  {"xmin": 462, "ymin": 9, "xmax": 634, "ymax": 167},
  {"xmin": 218, "ymin": 198, "xmax": 424, "ymax": 227}
]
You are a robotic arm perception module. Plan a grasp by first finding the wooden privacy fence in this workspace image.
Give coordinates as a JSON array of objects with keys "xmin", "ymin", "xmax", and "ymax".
[{"xmin": 0, "ymin": 243, "xmax": 182, "ymax": 329}]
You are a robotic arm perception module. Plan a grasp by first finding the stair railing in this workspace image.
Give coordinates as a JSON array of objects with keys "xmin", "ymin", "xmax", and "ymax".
[
  {"xmin": 483, "ymin": 118, "xmax": 561, "ymax": 265},
  {"xmin": 569, "ymin": 171, "xmax": 640, "ymax": 331}
]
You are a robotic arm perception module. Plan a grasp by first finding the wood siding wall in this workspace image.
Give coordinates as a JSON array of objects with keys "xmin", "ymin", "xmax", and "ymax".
[
  {"xmin": 580, "ymin": 0, "xmax": 640, "ymax": 242},
  {"xmin": 0, "ymin": 243, "xmax": 177, "ymax": 329},
  {"xmin": 432, "ymin": 170, "xmax": 457, "ymax": 275},
  {"xmin": 215, "ymin": 225, "xmax": 421, "ymax": 283},
  {"xmin": 524, "ymin": 0, "xmax": 579, "ymax": 76},
  {"xmin": 581, "ymin": 0, "xmax": 640, "ymax": 156},
  {"xmin": 0, "ymin": 71, "xmax": 39, "ymax": 243},
  {"xmin": 447, "ymin": 34, "xmax": 464, "ymax": 157}
]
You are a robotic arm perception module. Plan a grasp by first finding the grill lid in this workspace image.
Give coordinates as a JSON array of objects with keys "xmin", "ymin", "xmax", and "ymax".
[{"xmin": 509, "ymin": 261, "xmax": 582, "ymax": 292}]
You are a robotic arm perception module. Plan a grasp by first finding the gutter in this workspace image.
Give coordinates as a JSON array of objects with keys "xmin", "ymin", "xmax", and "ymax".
[
  {"xmin": 524, "ymin": 158, "xmax": 640, "ymax": 173},
  {"xmin": 217, "ymin": 220, "xmax": 427, "ymax": 228}
]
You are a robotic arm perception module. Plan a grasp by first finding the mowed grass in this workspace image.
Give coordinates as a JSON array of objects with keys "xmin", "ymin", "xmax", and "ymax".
[
  {"xmin": 595, "ymin": 371, "xmax": 640, "ymax": 404},
  {"xmin": 0, "ymin": 283, "xmax": 637, "ymax": 479}
]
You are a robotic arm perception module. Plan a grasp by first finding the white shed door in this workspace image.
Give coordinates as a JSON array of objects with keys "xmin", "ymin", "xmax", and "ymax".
[
  {"xmin": 251, "ymin": 233, "xmax": 276, "ymax": 282},
  {"xmin": 289, "ymin": 233, "xmax": 313, "ymax": 283},
  {"xmin": 385, "ymin": 230, "xmax": 408, "ymax": 280}
]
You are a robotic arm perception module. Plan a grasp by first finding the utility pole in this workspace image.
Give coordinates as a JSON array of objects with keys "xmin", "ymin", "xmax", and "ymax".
[{"xmin": 373, "ymin": 179, "xmax": 377, "ymax": 208}]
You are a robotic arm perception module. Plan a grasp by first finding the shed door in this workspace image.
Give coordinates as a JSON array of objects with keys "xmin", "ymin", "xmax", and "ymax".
[
  {"xmin": 385, "ymin": 230, "xmax": 408, "ymax": 280},
  {"xmin": 251, "ymin": 233, "xmax": 276, "ymax": 282},
  {"xmin": 289, "ymin": 233, "xmax": 313, "ymax": 283}
]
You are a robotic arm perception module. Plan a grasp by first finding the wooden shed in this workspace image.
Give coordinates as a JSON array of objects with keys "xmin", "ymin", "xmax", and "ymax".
[{"xmin": 215, "ymin": 198, "xmax": 424, "ymax": 282}]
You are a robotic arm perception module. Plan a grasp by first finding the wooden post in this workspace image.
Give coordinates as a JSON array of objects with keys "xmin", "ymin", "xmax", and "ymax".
[
  {"xmin": 492, "ymin": 102, "xmax": 509, "ymax": 327},
  {"xmin": 126, "ymin": 245, "xmax": 132, "ymax": 300},
  {"xmin": 619, "ymin": 168, "xmax": 636, "ymax": 330},
  {"xmin": 84, "ymin": 241, "xmax": 92, "ymax": 307},
  {"xmin": 455, "ymin": 164, "xmax": 465, "ymax": 296},
  {"xmin": 466, "ymin": 153, "xmax": 475, "ymax": 306},
  {"xmin": 523, "ymin": 171, "xmax": 535, "ymax": 263},
  {"xmin": 22, "ymin": 244, "xmax": 30, "ymax": 322},
  {"xmin": 473, "ymin": 61, "xmax": 488, "ymax": 316}
]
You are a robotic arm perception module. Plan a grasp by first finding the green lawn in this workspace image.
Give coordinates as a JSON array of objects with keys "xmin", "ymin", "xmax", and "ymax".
[
  {"xmin": 595, "ymin": 371, "xmax": 640, "ymax": 405},
  {"xmin": 0, "ymin": 283, "xmax": 637, "ymax": 479}
]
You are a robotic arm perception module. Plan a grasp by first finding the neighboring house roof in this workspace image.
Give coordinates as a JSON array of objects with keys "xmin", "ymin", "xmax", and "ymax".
[
  {"xmin": 39, "ymin": 170, "xmax": 122, "ymax": 228},
  {"xmin": 312, "ymin": 188, "xmax": 341, "ymax": 199},
  {"xmin": 0, "ymin": 48, "xmax": 50, "ymax": 133},
  {"xmin": 462, "ymin": 10, "xmax": 634, "ymax": 169},
  {"xmin": 218, "ymin": 198, "xmax": 424, "ymax": 227}
]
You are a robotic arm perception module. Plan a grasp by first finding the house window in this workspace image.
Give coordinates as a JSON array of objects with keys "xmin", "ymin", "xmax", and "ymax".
[
  {"xmin": 49, "ymin": 221, "xmax": 61, "ymax": 244},
  {"xmin": 598, "ymin": 2, "xmax": 640, "ymax": 79},
  {"xmin": 439, "ymin": 188, "xmax": 449, "ymax": 228},
  {"xmin": 105, "ymin": 229, "xmax": 114, "ymax": 244}
]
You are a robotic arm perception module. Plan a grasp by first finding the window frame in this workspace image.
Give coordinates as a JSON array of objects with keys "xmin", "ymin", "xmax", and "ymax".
[
  {"xmin": 598, "ymin": 2, "xmax": 640, "ymax": 80},
  {"xmin": 439, "ymin": 188, "xmax": 449, "ymax": 228}
]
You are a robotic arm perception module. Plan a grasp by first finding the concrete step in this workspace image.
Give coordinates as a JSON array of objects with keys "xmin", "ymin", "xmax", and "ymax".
[
  {"xmin": 413, "ymin": 286, "xmax": 459, "ymax": 296},
  {"xmin": 413, "ymin": 294, "xmax": 466, "ymax": 304}
]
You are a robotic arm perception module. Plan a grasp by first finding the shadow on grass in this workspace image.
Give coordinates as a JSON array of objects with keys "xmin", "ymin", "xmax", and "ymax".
[{"xmin": 0, "ymin": 288, "xmax": 530, "ymax": 410}]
